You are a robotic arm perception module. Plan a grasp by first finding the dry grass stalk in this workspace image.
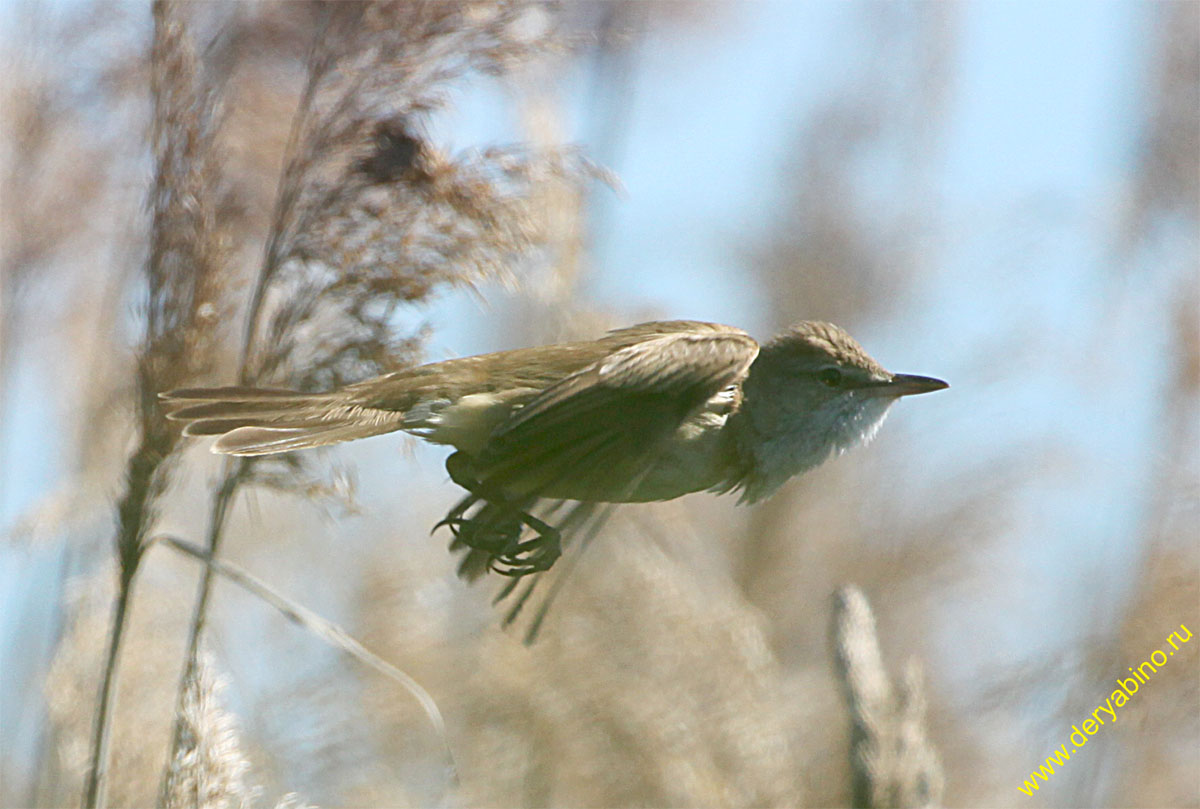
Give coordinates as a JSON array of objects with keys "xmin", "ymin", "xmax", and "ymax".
[
  {"xmin": 166, "ymin": 0, "xmax": 597, "ymax": 797},
  {"xmin": 160, "ymin": 533, "xmax": 456, "ymax": 789},
  {"xmin": 45, "ymin": 569, "xmax": 200, "ymax": 807},
  {"xmin": 751, "ymin": 4, "xmax": 954, "ymax": 331},
  {"xmin": 834, "ymin": 585, "xmax": 944, "ymax": 809},
  {"xmin": 84, "ymin": 2, "xmax": 226, "ymax": 806},
  {"xmin": 0, "ymin": 4, "xmax": 124, "ymax": 365},
  {"xmin": 241, "ymin": 0, "xmax": 578, "ymax": 390},
  {"xmin": 356, "ymin": 513, "xmax": 806, "ymax": 807},
  {"xmin": 161, "ymin": 649, "xmax": 254, "ymax": 809},
  {"xmin": 1, "ymin": 5, "xmax": 147, "ymax": 490},
  {"xmin": 1118, "ymin": 0, "xmax": 1199, "ymax": 254}
]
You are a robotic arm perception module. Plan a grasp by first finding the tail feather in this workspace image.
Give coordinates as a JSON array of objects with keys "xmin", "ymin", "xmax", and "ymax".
[
  {"xmin": 161, "ymin": 386, "xmax": 403, "ymax": 455},
  {"xmin": 182, "ymin": 417, "xmax": 280, "ymax": 437},
  {"xmin": 167, "ymin": 399, "xmax": 328, "ymax": 421},
  {"xmin": 211, "ymin": 424, "xmax": 390, "ymax": 456},
  {"xmin": 163, "ymin": 385, "xmax": 310, "ymax": 403}
]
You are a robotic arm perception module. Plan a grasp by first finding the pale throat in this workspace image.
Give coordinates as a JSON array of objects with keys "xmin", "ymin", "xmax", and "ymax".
[{"xmin": 733, "ymin": 392, "xmax": 895, "ymax": 504}]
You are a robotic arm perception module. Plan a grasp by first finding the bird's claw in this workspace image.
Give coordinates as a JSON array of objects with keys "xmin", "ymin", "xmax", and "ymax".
[
  {"xmin": 433, "ymin": 489, "xmax": 564, "ymax": 578},
  {"xmin": 490, "ymin": 531, "xmax": 562, "ymax": 577},
  {"xmin": 432, "ymin": 496, "xmax": 478, "ymax": 536},
  {"xmin": 431, "ymin": 515, "xmax": 463, "ymax": 537}
]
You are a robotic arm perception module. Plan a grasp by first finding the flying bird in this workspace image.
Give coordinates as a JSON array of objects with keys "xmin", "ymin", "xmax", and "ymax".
[{"xmin": 163, "ymin": 320, "xmax": 947, "ymax": 584}]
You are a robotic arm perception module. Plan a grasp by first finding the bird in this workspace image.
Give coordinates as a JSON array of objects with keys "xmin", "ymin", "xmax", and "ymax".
[{"xmin": 162, "ymin": 320, "xmax": 947, "ymax": 583}]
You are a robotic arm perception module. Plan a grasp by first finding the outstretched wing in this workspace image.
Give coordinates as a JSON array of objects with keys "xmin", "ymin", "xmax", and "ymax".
[{"xmin": 472, "ymin": 325, "xmax": 759, "ymax": 501}]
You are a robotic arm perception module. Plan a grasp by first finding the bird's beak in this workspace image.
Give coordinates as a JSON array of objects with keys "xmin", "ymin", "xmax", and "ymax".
[{"xmin": 883, "ymin": 373, "xmax": 949, "ymax": 397}]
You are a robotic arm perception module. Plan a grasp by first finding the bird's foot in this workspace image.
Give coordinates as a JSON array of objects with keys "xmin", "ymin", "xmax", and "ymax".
[
  {"xmin": 488, "ymin": 507, "xmax": 563, "ymax": 576},
  {"xmin": 435, "ymin": 453, "xmax": 566, "ymax": 577},
  {"xmin": 432, "ymin": 494, "xmax": 479, "ymax": 538},
  {"xmin": 491, "ymin": 533, "xmax": 562, "ymax": 577}
]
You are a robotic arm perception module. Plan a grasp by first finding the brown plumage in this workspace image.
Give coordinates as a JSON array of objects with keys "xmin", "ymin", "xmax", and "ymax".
[{"xmin": 163, "ymin": 320, "xmax": 946, "ymax": 585}]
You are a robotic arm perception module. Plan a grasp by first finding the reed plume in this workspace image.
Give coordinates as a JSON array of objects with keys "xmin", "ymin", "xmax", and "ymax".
[
  {"xmin": 164, "ymin": 0, "xmax": 598, "ymax": 799},
  {"xmin": 83, "ymin": 2, "xmax": 226, "ymax": 805}
]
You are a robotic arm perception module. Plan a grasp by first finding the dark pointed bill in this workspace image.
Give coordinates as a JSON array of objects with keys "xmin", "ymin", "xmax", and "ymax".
[{"xmin": 884, "ymin": 373, "xmax": 949, "ymax": 397}]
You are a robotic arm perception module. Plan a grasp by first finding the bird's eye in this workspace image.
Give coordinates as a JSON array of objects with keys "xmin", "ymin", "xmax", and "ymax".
[{"xmin": 818, "ymin": 367, "xmax": 843, "ymax": 388}]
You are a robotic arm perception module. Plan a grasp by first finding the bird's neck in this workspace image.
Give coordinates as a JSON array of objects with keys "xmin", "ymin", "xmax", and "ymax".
[
  {"xmin": 725, "ymin": 387, "xmax": 895, "ymax": 504},
  {"xmin": 725, "ymin": 410, "xmax": 831, "ymax": 504}
]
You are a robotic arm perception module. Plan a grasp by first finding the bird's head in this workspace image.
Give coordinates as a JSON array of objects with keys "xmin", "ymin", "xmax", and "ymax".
[{"xmin": 734, "ymin": 321, "xmax": 947, "ymax": 502}]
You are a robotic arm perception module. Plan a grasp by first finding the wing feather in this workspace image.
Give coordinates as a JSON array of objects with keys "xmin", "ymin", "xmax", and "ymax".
[{"xmin": 474, "ymin": 328, "xmax": 759, "ymax": 500}]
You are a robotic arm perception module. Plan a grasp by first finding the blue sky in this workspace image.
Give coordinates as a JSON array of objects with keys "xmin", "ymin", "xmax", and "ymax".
[
  {"xmin": 2, "ymin": 0, "xmax": 1168, "ymax": 601},
  {"xmin": 425, "ymin": 1, "xmax": 1182, "ymax": 702},
  {"xmin": 4, "ymin": 0, "xmax": 1166, "ymax": 622},
  {"xmin": 0, "ymin": 1, "xmax": 1155, "ymax": 528},
  {"xmin": 2, "ymin": 3, "xmax": 1188, "ymax": 798}
]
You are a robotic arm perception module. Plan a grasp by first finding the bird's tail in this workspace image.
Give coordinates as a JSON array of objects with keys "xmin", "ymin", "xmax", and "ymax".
[{"xmin": 161, "ymin": 386, "xmax": 402, "ymax": 456}]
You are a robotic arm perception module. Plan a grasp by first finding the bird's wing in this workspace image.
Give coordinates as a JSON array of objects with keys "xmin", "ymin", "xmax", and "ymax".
[
  {"xmin": 473, "ymin": 325, "xmax": 759, "ymax": 500},
  {"xmin": 597, "ymin": 319, "xmax": 745, "ymax": 347}
]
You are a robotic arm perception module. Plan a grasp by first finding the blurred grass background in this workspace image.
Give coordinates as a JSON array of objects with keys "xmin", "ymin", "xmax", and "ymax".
[{"xmin": 1, "ymin": 1, "xmax": 1196, "ymax": 806}]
